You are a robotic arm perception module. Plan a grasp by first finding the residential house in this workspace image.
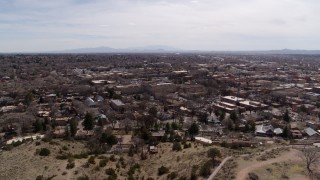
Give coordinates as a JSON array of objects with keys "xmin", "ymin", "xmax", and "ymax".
[
  {"xmin": 255, "ymin": 124, "xmax": 274, "ymax": 137},
  {"xmin": 304, "ymin": 127, "xmax": 319, "ymax": 138}
]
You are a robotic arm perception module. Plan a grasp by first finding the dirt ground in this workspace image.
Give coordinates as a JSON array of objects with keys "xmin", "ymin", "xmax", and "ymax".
[{"xmin": 235, "ymin": 147, "xmax": 308, "ymax": 180}]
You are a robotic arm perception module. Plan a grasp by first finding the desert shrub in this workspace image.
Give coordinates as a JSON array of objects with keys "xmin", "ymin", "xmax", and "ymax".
[
  {"xmin": 73, "ymin": 152, "xmax": 88, "ymax": 159},
  {"xmin": 106, "ymin": 168, "xmax": 117, "ymax": 179},
  {"xmin": 66, "ymin": 158, "xmax": 75, "ymax": 169},
  {"xmin": 281, "ymin": 174, "xmax": 289, "ymax": 179},
  {"xmin": 128, "ymin": 163, "xmax": 140, "ymax": 176},
  {"xmin": 39, "ymin": 148, "xmax": 50, "ymax": 156},
  {"xmin": 97, "ymin": 155, "xmax": 107, "ymax": 159},
  {"xmin": 167, "ymin": 172, "xmax": 177, "ymax": 179},
  {"xmin": 62, "ymin": 146, "xmax": 68, "ymax": 151},
  {"xmin": 99, "ymin": 159, "xmax": 108, "ymax": 167},
  {"xmin": 199, "ymin": 161, "xmax": 213, "ymax": 177},
  {"xmin": 12, "ymin": 140, "xmax": 24, "ymax": 147},
  {"xmin": 49, "ymin": 141, "xmax": 60, "ymax": 145},
  {"xmin": 35, "ymin": 175, "xmax": 43, "ymax": 180},
  {"xmin": 62, "ymin": 172, "xmax": 67, "ymax": 175},
  {"xmin": 183, "ymin": 143, "xmax": 191, "ymax": 149},
  {"xmin": 220, "ymin": 141, "xmax": 228, "ymax": 147},
  {"xmin": 94, "ymin": 165, "xmax": 100, "ymax": 171},
  {"xmin": 172, "ymin": 142, "xmax": 182, "ymax": 151},
  {"xmin": 107, "ymin": 175, "xmax": 118, "ymax": 180},
  {"xmin": 207, "ymin": 148, "xmax": 221, "ymax": 162},
  {"xmin": 41, "ymin": 137, "xmax": 52, "ymax": 143},
  {"xmin": 35, "ymin": 141, "xmax": 41, "ymax": 146},
  {"xmin": 158, "ymin": 166, "xmax": 169, "ymax": 175},
  {"xmin": 146, "ymin": 178, "xmax": 154, "ymax": 180},
  {"xmin": 56, "ymin": 154, "xmax": 68, "ymax": 160},
  {"xmin": 77, "ymin": 175, "xmax": 89, "ymax": 180},
  {"xmin": 176, "ymin": 156, "xmax": 180, "ymax": 162},
  {"xmin": 88, "ymin": 156, "xmax": 95, "ymax": 164},
  {"xmin": 178, "ymin": 176, "xmax": 187, "ymax": 180},
  {"xmin": 128, "ymin": 145, "xmax": 135, "ymax": 157},
  {"xmin": 190, "ymin": 165, "xmax": 198, "ymax": 180},
  {"xmin": 248, "ymin": 172, "xmax": 259, "ymax": 180},
  {"xmin": 3, "ymin": 144, "xmax": 13, "ymax": 151},
  {"xmin": 109, "ymin": 155, "xmax": 116, "ymax": 162}
]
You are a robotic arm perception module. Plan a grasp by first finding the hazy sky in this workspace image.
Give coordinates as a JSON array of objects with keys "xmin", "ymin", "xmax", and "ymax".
[{"xmin": 0, "ymin": 0, "xmax": 319, "ymax": 52}]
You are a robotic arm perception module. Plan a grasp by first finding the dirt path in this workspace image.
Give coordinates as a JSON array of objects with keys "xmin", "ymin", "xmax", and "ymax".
[
  {"xmin": 207, "ymin": 156, "xmax": 232, "ymax": 180},
  {"xmin": 236, "ymin": 149, "xmax": 300, "ymax": 180}
]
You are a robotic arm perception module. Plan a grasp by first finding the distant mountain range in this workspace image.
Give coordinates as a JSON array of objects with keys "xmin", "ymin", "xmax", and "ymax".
[
  {"xmin": 53, "ymin": 47, "xmax": 320, "ymax": 55},
  {"xmin": 55, "ymin": 45, "xmax": 182, "ymax": 53},
  {"xmin": 2, "ymin": 46, "xmax": 320, "ymax": 54}
]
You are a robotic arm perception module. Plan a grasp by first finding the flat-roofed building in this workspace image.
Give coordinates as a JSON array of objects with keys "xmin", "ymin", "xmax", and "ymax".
[{"xmin": 110, "ymin": 99, "xmax": 125, "ymax": 111}]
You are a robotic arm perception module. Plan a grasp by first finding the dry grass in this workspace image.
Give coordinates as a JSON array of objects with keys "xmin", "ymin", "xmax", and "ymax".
[
  {"xmin": 0, "ymin": 139, "xmax": 88, "ymax": 180},
  {"xmin": 215, "ymin": 158, "xmax": 238, "ymax": 180},
  {"xmin": 0, "ymin": 140, "xmax": 223, "ymax": 180},
  {"xmin": 251, "ymin": 161, "xmax": 308, "ymax": 180},
  {"xmin": 134, "ymin": 142, "xmax": 218, "ymax": 179}
]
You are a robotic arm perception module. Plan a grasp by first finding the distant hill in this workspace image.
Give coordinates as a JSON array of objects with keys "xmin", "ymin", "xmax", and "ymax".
[
  {"xmin": 205, "ymin": 49, "xmax": 320, "ymax": 55},
  {"xmin": 3, "ymin": 47, "xmax": 320, "ymax": 54},
  {"xmin": 264, "ymin": 49, "xmax": 320, "ymax": 55},
  {"xmin": 55, "ymin": 45, "xmax": 182, "ymax": 53}
]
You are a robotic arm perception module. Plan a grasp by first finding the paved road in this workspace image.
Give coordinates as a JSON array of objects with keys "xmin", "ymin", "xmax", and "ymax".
[{"xmin": 207, "ymin": 156, "xmax": 232, "ymax": 180}]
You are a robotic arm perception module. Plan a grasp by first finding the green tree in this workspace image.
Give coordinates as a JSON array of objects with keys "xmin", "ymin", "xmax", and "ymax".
[
  {"xmin": 248, "ymin": 119, "xmax": 256, "ymax": 132},
  {"xmin": 24, "ymin": 92, "xmax": 33, "ymax": 106},
  {"xmin": 244, "ymin": 123, "xmax": 250, "ymax": 132},
  {"xmin": 171, "ymin": 122, "xmax": 179, "ymax": 130},
  {"xmin": 39, "ymin": 148, "xmax": 50, "ymax": 156},
  {"xmin": 214, "ymin": 109, "xmax": 221, "ymax": 117},
  {"xmin": 219, "ymin": 111, "xmax": 226, "ymax": 121},
  {"xmin": 198, "ymin": 112, "xmax": 208, "ymax": 124},
  {"xmin": 188, "ymin": 123, "xmax": 199, "ymax": 139},
  {"xmin": 128, "ymin": 145, "xmax": 135, "ymax": 157},
  {"xmin": 33, "ymin": 119, "xmax": 43, "ymax": 133},
  {"xmin": 179, "ymin": 116, "xmax": 184, "ymax": 126},
  {"xmin": 83, "ymin": 113, "xmax": 94, "ymax": 131},
  {"xmin": 190, "ymin": 165, "xmax": 198, "ymax": 180},
  {"xmin": 207, "ymin": 148, "xmax": 221, "ymax": 162},
  {"xmin": 283, "ymin": 109, "xmax": 290, "ymax": 123},
  {"xmin": 230, "ymin": 111, "xmax": 238, "ymax": 122},
  {"xmin": 158, "ymin": 166, "xmax": 169, "ymax": 175},
  {"xmin": 165, "ymin": 123, "xmax": 171, "ymax": 133},
  {"xmin": 199, "ymin": 161, "xmax": 212, "ymax": 177},
  {"xmin": 148, "ymin": 107, "xmax": 158, "ymax": 117},
  {"xmin": 299, "ymin": 105, "xmax": 307, "ymax": 113},
  {"xmin": 65, "ymin": 126, "xmax": 70, "ymax": 139},
  {"xmin": 70, "ymin": 119, "xmax": 78, "ymax": 137},
  {"xmin": 107, "ymin": 88, "xmax": 115, "ymax": 98},
  {"xmin": 172, "ymin": 142, "xmax": 182, "ymax": 151},
  {"xmin": 161, "ymin": 134, "xmax": 168, "ymax": 142},
  {"xmin": 100, "ymin": 133, "xmax": 118, "ymax": 146},
  {"xmin": 316, "ymin": 102, "xmax": 320, "ymax": 108},
  {"xmin": 282, "ymin": 125, "xmax": 291, "ymax": 139}
]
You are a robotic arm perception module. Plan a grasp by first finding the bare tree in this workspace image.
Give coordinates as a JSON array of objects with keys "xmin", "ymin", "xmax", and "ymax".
[{"xmin": 300, "ymin": 147, "xmax": 320, "ymax": 177}]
